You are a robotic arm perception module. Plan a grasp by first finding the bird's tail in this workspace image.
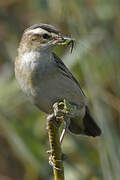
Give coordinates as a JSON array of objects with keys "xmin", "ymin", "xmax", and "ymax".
[
  {"xmin": 68, "ymin": 107, "xmax": 101, "ymax": 137},
  {"xmin": 83, "ymin": 107, "xmax": 101, "ymax": 137}
]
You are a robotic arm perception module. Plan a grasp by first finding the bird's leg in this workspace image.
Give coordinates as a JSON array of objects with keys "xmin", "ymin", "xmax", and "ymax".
[
  {"xmin": 60, "ymin": 117, "xmax": 70, "ymax": 144},
  {"xmin": 53, "ymin": 101, "xmax": 68, "ymax": 144},
  {"xmin": 53, "ymin": 100, "xmax": 77, "ymax": 144}
]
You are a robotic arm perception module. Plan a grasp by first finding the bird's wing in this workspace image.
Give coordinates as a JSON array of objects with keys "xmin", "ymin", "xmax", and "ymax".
[{"xmin": 53, "ymin": 52, "xmax": 85, "ymax": 96}]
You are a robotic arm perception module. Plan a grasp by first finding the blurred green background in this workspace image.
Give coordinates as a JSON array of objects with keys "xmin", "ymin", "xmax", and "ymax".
[{"xmin": 0, "ymin": 0, "xmax": 120, "ymax": 179}]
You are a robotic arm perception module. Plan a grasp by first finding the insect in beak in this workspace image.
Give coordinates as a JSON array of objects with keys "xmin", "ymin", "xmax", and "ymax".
[
  {"xmin": 60, "ymin": 36, "xmax": 75, "ymax": 53},
  {"xmin": 53, "ymin": 35, "xmax": 75, "ymax": 53},
  {"xmin": 65, "ymin": 38, "xmax": 74, "ymax": 53}
]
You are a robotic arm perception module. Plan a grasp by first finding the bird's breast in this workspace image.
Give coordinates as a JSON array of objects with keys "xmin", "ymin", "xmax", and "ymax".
[{"xmin": 15, "ymin": 52, "xmax": 56, "ymax": 99}]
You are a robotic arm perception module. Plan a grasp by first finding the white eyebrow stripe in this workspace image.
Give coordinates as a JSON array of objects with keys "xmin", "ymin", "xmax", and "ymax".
[{"xmin": 25, "ymin": 28, "xmax": 49, "ymax": 35}]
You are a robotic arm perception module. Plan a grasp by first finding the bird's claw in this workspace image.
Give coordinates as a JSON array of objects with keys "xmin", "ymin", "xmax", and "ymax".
[
  {"xmin": 53, "ymin": 100, "xmax": 78, "ymax": 119},
  {"xmin": 53, "ymin": 102, "xmax": 67, "ymax": 118}
]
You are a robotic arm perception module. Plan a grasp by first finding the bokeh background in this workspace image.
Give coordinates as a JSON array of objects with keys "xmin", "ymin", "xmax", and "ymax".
[{"xmin": 0, "ymin": 0, "xmax": 120, "ymax": 179}]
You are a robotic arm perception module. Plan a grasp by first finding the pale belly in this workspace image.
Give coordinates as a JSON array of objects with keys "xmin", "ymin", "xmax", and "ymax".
[{"xmin": 29, "ymin": 69, "xmax": 87, "ymax": 113}]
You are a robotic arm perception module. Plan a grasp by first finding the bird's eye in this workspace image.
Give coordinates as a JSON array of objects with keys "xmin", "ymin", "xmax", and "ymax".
[{"xmin": 42, "ymin": 33, "xmax": 51, "ymax": 39}]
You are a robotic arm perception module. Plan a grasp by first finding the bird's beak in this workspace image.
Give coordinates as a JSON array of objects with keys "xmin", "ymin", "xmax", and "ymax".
[
  {"xmin": 53, "ymin": 35, "xmax": 75, "ymax": 52},
  {"xmin": 53, "ymin": 35, "xmax": 73, "ymax": 45}
]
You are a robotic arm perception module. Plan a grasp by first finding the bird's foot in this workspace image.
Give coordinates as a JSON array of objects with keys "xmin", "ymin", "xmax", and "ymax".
[
  {"xmin": 53, "ymin": 100, "xmax": 78, "ymax": 143},
  {"xmin": 53, "ymin": 101, "xmax": 66, "ymax": 119},
  {"xmin": 53, "ymin": 100, "xmax": 79, "ymax": 119}
]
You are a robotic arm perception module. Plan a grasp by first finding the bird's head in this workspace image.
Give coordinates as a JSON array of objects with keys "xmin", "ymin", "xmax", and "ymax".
[{"xmin": 18, "ymin": 24, "xmax": 74, "ymax": 54}]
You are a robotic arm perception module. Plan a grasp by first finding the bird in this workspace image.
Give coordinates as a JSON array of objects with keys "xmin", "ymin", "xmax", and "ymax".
[{"xmin": 15, "ymin": 23, "xmax": 101, "ymax": 137}]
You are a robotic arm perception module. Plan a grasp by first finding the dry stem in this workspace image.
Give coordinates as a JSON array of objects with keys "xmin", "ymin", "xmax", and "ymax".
[{"xmin": 47, "ymin": 114, "xmax": 64, "ymax": 180}]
